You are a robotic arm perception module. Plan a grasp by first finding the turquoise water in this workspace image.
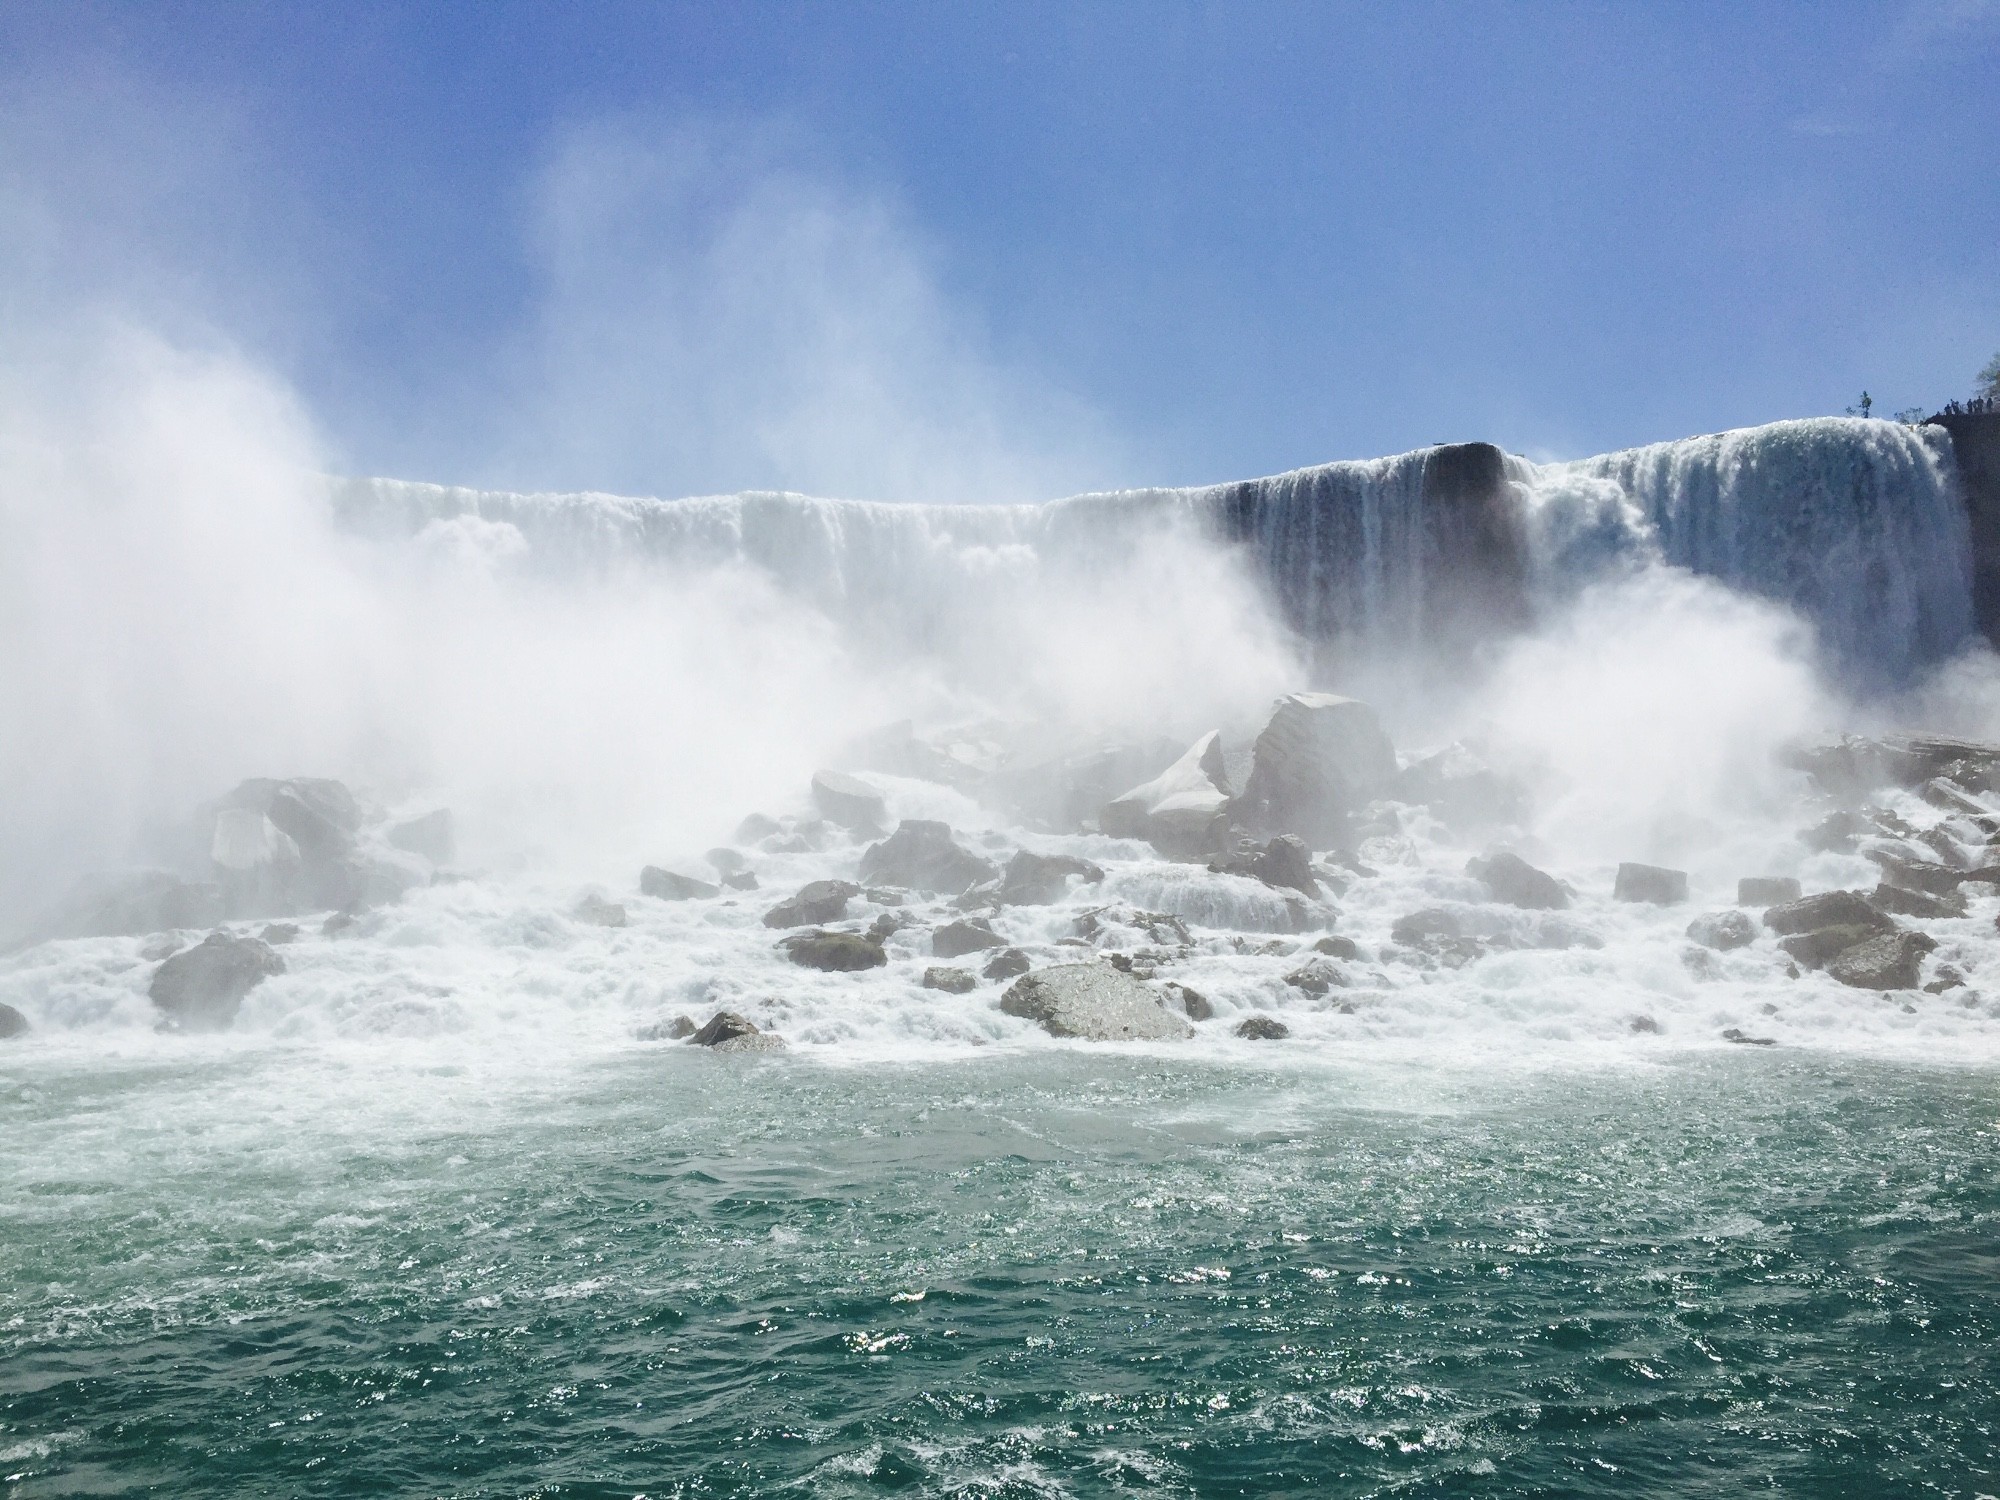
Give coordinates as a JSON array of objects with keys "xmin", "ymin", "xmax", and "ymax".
[{"xmin": 4, "ymin": 1047, "xmax": 1997, "ymax": 1497}]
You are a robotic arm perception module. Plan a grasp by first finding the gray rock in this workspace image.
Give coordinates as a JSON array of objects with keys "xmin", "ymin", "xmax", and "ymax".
[
  {"xmin": 1613, "ymin": 863, "xmax": 1688, "ymax": 905},
  {"xmin": 858, "ymin": 820, "xmax": 996, "ymax": 897},
  {"xmin": 723, "ymin": 871, "xmax": 759, "ymax": 892},
  {"xmin": 1868, "ymin": 852, "xmax": 1966, "ymax": 896},
  {"xmin": 999, "ymin": 963, "xmax": 1193, "ymax": 1041},
  {"xmin": 1284, "ymin": 959, "xmax": 1349, "ymax": 996},
  {"xmin": 1827, "ymin": 931, "xmax": 1937, "ymax": 990},
  {"xmin": 1234, "ymin": 1015, "xmax": 1290, "ymax": 1040},
  {"xmin": 1778, "ymin": 924, "xmax": 1883, "ymax": 970},
  {"xmin": 1466, "ymin": 851, "xmax": 1569, "ymax": 910},
  {"xmin": 322, "ymin": 911, "xmax": 356, "ymax": 937},
  {"xmin": 1391, "ymin": 742, "xmax": 1528, "ymax": 827},
  {"xmin": 705, "ymin": 847, "xmax": 747, "ymax": 875},
  {"xmin": 1238, "ymin": 693, "xmax": 1398, "ymax": 846},
  {"xmin": 762, "ymin": 879, "xmax": 860, "ymax": 928},
  {"xmin": 734, "ymin": 813, "xmax": 782, "ymax": 843},
  {"xmin": 1686, "ymin": 910, "xmax": 1756, "ymax": 952},
  {"xmin": 1629, "ymin": 1015, "xmax": 1661, "ymax": 1034},
  {"xmin": 1763, "ymin": 889, "xmax": 1896, "ymax": 936},
  {"xmin": 1722, "ymin": 1028, "xmax": 1777, "ymax": 1046},
  {"xmin": 31, "ymin": 869, "xmax": 227, "ymax": 941},
  {"xmin": 1869, "ymin": 882, "xmax": 1966, "ymax": 919},
  {"xmin": 1163, "ymin": 981, "xmax": 1213, "ymax": 1020},
  {"xmin": 1312, "ymin": 935, "xmax": 1360, "ymax": 960},
  {"xmin": 922, "ymin": 966, "xmax": 978, "ymax": 993},
  {"xmin": 1209, "ymin": 834, "xmax": 1320, "ymax": 897},
  {"xmin": 641, "ymin": 867, "xmax": 721, "ymax": 901},
  {"xmin": 932, "ymin": 919, "xmax": 1005, "ymax": 959},
  {"xmin": 149, "ymin": 932, "xmax": 285, "ymax": 1032},
  {"xmin": 1737, "ymin": 876, "xmax": 1802, "ymax": 906},
  {"xmin": 0, "ymin": 1002, "xmax": 27, "ymax": 1039},
  {"xmin": 983, "ymin": 946, "xmax": 1032, "ymax": 980},
  {"xmin": 811, "ymin": 769, "xmax": 888, "ymax": 830},
  {"xmin": 1100, "ymin": 730, "xmax": 1234, "ymax": 856},
  {"xmin": 689, "ymin": 1011, "xmax": 786, "ymax": 1052},
  {"xmin": 573, "ymin": 894, "xmax": 628, "ymax": 927},
  {"xmin": 989, "ymin": 739, "xmax": 1183, "ymax": 832},
  {"xmin": 637, "ymin": 1014, "xmax": 698, "ymax": 1040},
  {"xmin": 386, "ymin": 809, "xmax": 456, "ymax": 865},
  {"xmin": 1071, "ymin": 906, "xmax": 1192, "ymax": 947},
  {"xmin": 780, "ymin": 930, "xmax": 888, "ymax": 971},
  {"xmin": 258, "ymin": 923, "xmax": 300, "ymax": 945},
  {"xmin": 998, "ymin": 850, "xmax": 1106, "ymax": 905}
]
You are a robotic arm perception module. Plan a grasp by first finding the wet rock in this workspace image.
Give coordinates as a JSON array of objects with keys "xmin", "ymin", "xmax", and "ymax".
[
  {"xmin": 258, "ymin": 923, "xmax": 300, "ymax": 945},
  {"xmin": 31, "ymin": 869, "xmax": 227, "ymax": 942},
  {"xmin": 1389, "ymin": 907, "xmax": 1486, "ymax": 966},
  {"xmin": 0, "ymin": 1003, "xmax": 28, "ymax": 1039},
  {"xmin": 1284, "ymin": 959, "xmax": 1350, "ymax": 997},
  {"xmin": 1208, "ymin": 834, "xmax": 1320, "ymax": 897},
  {"xmin": 722, "ymin": 871, "xmax": 759, "ymax": 892},
  {"xmin": 781, "ymin": 930, "xmax": 888, "ymax": 971},
  {"xmin": 322, "ymin": 911, "xmax": 356, "ymax": 937},
  {"xmin": 1868, "ymin": 852, "xmax": 1965, "ymax": 897},
  {"xmin": 637, "ymin": 1015, "xmax": 698, "ymax": 1040},
  {"xmin": 762, "ymin": 879, "xmax": 861, "ymax": 929},
  {"xmin": 1313, "ymin": 935, "xmax": 1360, "ymax": 960},
  {"xmin": 1722, "ymin": 1028, "xmax": 1777, "ymax": 1046},
  {"xmin": 1613, "ymin": 863, "xmax": 1688, "ymax": 905},
  {"xmin": 640, "ymin": 867, "xmax": 721, "ymax": 901},
  {"xmin": 1778, "ymin": 924, "xmax": 1883, "ymax": 970},
  {"xmin": 1391, "ymin": 742, "xmax": 1528, "ymax": 827},
  {"xmin": 983, "ymin": 946, "xmax": 1032, "ymax": 981},
  {"xmin": 1239, "ymin": 693, "xmax": 1398, "ymax": 846},
  {"xmin": 865, "ymin": 912, "xmax": 906, "ymax": 943},
  {"xmin": 386, "ymin": 809, "xmax": 456, "ymax": 866},
  {"xmin": 690, "ymin": 1011, "xmax": 786, "ymax": 1052},
  {"xmin": 1827, "ymin": 931, "xmax": 1937, "ymax": 990},
  {"xmin": 1762, "ymin": 889, "xmax": 1897, "ymax": 937},
  {"xmin": 149, "ymin": 931, "xmax": 285, "ymax": 1032},
  {"xmin": 922, "ymin": 966, "xmax": 978, "ymax": 994},
  {"xmin": 1072, "ymin": 906, "xmax": 1192, "ymax": 947},
  {"xmin": 858, "ymin": 820, "xmax": 997, "ymax": 897},
  {"xmin": 811, "ymin": 769, "xmax": 888, "ymax": 830},
  {"xmin": 1869, "ymin": 882, "xmax": 1966, "ymax": 919},
  {"xmin": 989, "ymin": 739, "xmax": 1184, "ymax": 832},
  {"xmin": 1923, "ymin": 964, "xmax": 1966, "ymax": 995},
  {"xmin": 1629, "ymin": 1015, "xmax": 1661, "ymax": 1034},
  {"xmin": 1920, "ymin": 776, "xmax": 1993, "ymax": 816},
  {"xmin": 1737, "ymin": 876, "xmax": 1802, "ymax": 906},
  {"xmin": 998, "ymin": 850, "xmax": 1106, "ymax": 905},
  {"xmin": 140, "ymin": 935, "xmax": 184, "ymax": 961},
  {"xmin": 706, "ymin": 847, "xmax": 747, "ymax": 876},
  {"xmin": 573, "ymin": 894, "xmax": 628, "ymax": 927},
  {"xmin": 1100, "ymin": 730, "xmax": 1234, "ymax": 856},
  {"xmin": 1466, "ymin": 850, "xmax": 1568, "ymax": 910},
  {"xmin": 1163, "ymin": 981, "xmax": 1213, "ymax": 1020},
  {"xmin": 998, "ymin": 963, "xmax": 1193, "ymax": 1041},
  {"xmin": 1234, "ymin": 1015, "xmax": 1290, "ymax": 1040},
  {"xmin": 932, "ymin": 919, "xmax": 1004, "ymax": 959},
  {"xmin": 1686, "ymin": 910, "xmax": 1756, "ymax": 952},
  {"xmin": 734, "ymin": 813, "xmax": 782, "ymax": 843},
  {"xmin": 1799, "ymin": 810, "xmax": 1865, "ymax": 855}
]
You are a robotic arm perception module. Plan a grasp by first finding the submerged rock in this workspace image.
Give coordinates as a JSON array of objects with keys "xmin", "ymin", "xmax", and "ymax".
[
  {"xmin": 932, "ymin": 919, "xmax": 1004, "ymax": 959},
  {"xmin": 1100, "ymin": 729, "xmax": 1234, "ymax": 856},
  {"xmin": 1737, "ymin": 876, "xmax": 1802, "ymax": 906},
  {"xmin": 1613, "ymin": 863, "xmax": 1688, "ymax": 905},
  {"xmin": 859, "ymin": 820, "xmax": 997, "ymax": 897},
  {"xmin": 811, "ymin": 768, "xmax": 888, "ymax": 830},
  {"xmin": 1827, "ymin": 931, "xmax": 1937, "ymax": 990},
  {"xmin": 998, "ymin": 850, "xmax": 1106, "ymax": 905},
  {"xmin": 1722, "ymin": 1028, "xmax": 1778, "ymax": 1046},
  {"xmin": 640, "ymin": 867, "xmax": 720, "ymax": 901},
  {"xmin": 1466, "ymin": 851, "xmax": 1568, "ymax": 911},
  {"xmin": 762, "ymin": 879, "xmax": 860, "ymax": 929},
  {"xmin": 573, "ymin": 894, "xmax": 628, "ymax": 927},
  {"xmin": 0, "ymin": 1002, "xmax": 28, "ymax": 1039},
  {"xmin": 149, "ymin": 932, "xmax": 285, "ymax": 1032},
  {"xmin": 781, "ymin": 930, "xmax": 888, "ymax": 971},
  {"xmin": 1238, "ymin": 693, "xmax": 1397, "ymax": 846},
  {"xmin": 1686, "ymin": 910, "xmax": 1756, "ymax": 952},
  {"xmin": 1234, "ymin": 1015, "xmax": 1290, "ymax": 1040},
  {"xmin": 998, "ymin": 964, "xmax": 1193, "ymax": 1041},
  {"xmin": 689, "ymin": 1011, "xmax": 786, "ymax": 1052},
  {"xmin": 922, "ymin": 966, "xmax": 978, "ymax": 994}
]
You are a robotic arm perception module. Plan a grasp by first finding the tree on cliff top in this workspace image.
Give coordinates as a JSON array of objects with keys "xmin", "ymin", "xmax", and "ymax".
[{"xmin": 1979, "ymin": 351, "xmax": 2000, "ymax": 403}]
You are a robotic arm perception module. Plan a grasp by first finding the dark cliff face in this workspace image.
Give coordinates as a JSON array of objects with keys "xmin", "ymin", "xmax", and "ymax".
[{"xmin": 1933, "ymin": 413, "xmax": 2000, "ymax": 646}]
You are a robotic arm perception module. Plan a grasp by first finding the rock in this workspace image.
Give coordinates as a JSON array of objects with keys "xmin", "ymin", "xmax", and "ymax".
[
  {"xmin": 640, "ymin": 867, "xmax": 721, "ymax": 901},
  {"xmin": 1284, "ymin": 959, "xmax": 1349, "ymax": 997},
  {"xmin": 705, "ymin": 847, "xmax": 747, "ymax": 875},
  {"xmin": 30, "ymin": 869, "xmax": 227, "ymax": 941},
  {"xmin": 1162, "ymin": 981, "xmax": 1213, "ymax": 1020},
  {"xmin": 1313, "ymin": 935, "xmax": 1360, "ymax": 960},
  {"xmin": 1686, "ymin": 910, "xmax": 1756, "ymax": 952},
  {"xmin": 1629, "ymin": 1015, "xmax": 1661, "ymax": 1034},
  {"xmin": 1234, "ymin": 1015, "xmax": 1290, "ymax": 1040},
  {"xmin": 983, "ymin": 946, "xmax": 1032, "ymax": 980},
  {"xmin": 1924, "ymin": 964, "xmax": 1966, "ymax": 994},
  {"xmin": 780, "ymin": 930, "xmax": 888, "ymax": 971},
  {"xmin": 1868, "ymin": 852, "xmax": 1965, "ymax": 896},
  {"xmin": 1778, "ymin": 924, "xmax": 1883, "ymax": 970},
  {"xmin": 865, "ymin": 912, "xmax": 907, "ymax": 943},
  {"xmin": 139, "ymin": 935, "xmax": 184, "ymax": 961},
  {"xmin": 998, "ymin": 963, "xmax": 1193, "ymax": 1041},
  {"xmin": 858, "ymin": 821, "xmax": 997, "ymax": 897},
  {"xmin": 386, "ymin": 809, "xmax": 456, "ymax": 866},
  {"xmin": 1869, "ymin": 882, "xmax": 1966, "ymax": 919},
  {"xmin": 0, "ymin": 1003, "xmax": 28, "ymax": 1039},
  {"xmin": 922, "ymin": 966, "xmax": 978, "ymax": 993},
  {"xmin": 989, "ymin": 739, "xmax": 1183, "ymax": 831},
  {"xmin": 762, "ymin": 879, "xmax": 860, "ymax": 928},
  {"xmin": 573, "ymin": 894, "xmax": 627, "ymax": 927},
  {"xmin": 689, "ymin": 1011, "xmax": 786, "ymax": 1052},
  {"xmin": 811, "ymin": 769, "xmax": 888, "ymax": 830},
  {"xmin": 1613, "ymin": 863, "xmax": 1688, "ymax": 905},
  {"xmin": 1100, "ymin": 730, "xmax": 1235, "ymax": 856},
  {"xmin": 1238, "ymin": 693, "xmax": 1398, "ymax": 846},
  {"xmin": 1762, "ymin": 889, "xmax": 1896, "ymax": 937},
  {"xmin": 1208, "ymin": 835, "xmax": 1320, "ymax": 898},
  {"xmin": 258, "ymin": 923, "xmax": 300, "ymax": 944},
  {"xmin": 1722, "ymin": 1028, "xmax": 1777, "ymax": 1046},
  {"xmin": 322, "ymin": 911, "xmax": 356, "ymax": 937},
  {"xmin": 1072, "ymin": 906, "xmax": 1192, "ymax": 947},
  {"xmin": 1466, "ymin": 851, "xmax": 1568, "ymax": 910},
  {"xmin": 1737, "ymin": 876, "xmax": 1802, "ymax": 906},
  {"xmin": 1826, "ymin": 931, "xmax": 1937, "ymax": 990},
  {"xmin": 723, "ymin": 871, "xmax": 759, "ymax": 892},
  {"xmin": 734, "ymin": 813, "xmax": 782, "ymax": 843},
  {"xmin": 637, "ymin": 1015, "xmax": 698, "ymax": 1040},
  {"xmin": 932, "ymin": 919, "xmax": 1004, "ymax": 958},
  {"xmin": 1799, "ymin": 811, "xmax": 1863, "ymax": 854},
  {"xmin": 1392, "ymin": 742, "xmax": 1527, "ymax": 826},
  {"xmin": 998, "ymin": 850, "xmax": 1106, "ymax": 905},
  {"xmin": 149, "ymin": 932, "xmax": 285, "ymax": 1032}
]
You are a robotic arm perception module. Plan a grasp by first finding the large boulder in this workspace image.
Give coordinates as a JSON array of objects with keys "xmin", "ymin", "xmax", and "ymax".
[
  {"xmin": 1238, "ymin": 694, "xmax": 1397, "ymax": 846},
  {"xmin": 1613, "ymin": 863, "xmax": 1688, "ymax": 905},
  {"xmin": 1466, "ymin": 851, "xmax": 1568, "ymax": 910},
  {"xmin": 922, "ymin": 966, "xmax": 978, "ymax": 993},
  {"xmin": 998, "ymin": 963, "xmax": 1193, "ymax": 1041},
  {"xmin": 0, "ymin": 1003, "xmax": 27, "ymax": 1039},
  {"xmin": 1869, "ymin": 882, "xmax": 1966, "ymax": 919},
  {"xmin": 1100, "ymin": 730, "xmax": 1234, "ymax": 857},
  {"xmin": 1827, "ymin": 931, "xmax": 1937, "ymax": 990},
  {"xmin": 932, "ymin": 919, "xmax": 1005, "ymax": 958},
  {"xmin": 386, "ymin": 809, "xmax": 456, "ymax": 866},
  {"xmin": 998, "ymin": 851, "xmax": 1106, "ymax": 906},
  {"xmin": 689, "ymin": 1011, "xmax": 786, "ymax": 1052},
  {"xmin": 1234, "ymin": 1015, "xmax": 1290, "ymax": 1040},
  {"xmin": 1208, "ymin": 835, "xmax": 1319, "ymax": 897},
  {"xmin": 641, "ymin": 867, "xmax": 721, "ymax": 901},
  {"xmin": 762, "ymin": 879, "xmax": 860, "ymax": 928},
  {"xmin": 781, "ymin": 930, "xmax": 888, "ymax": 971},
  {"xmin": 858, "ymin": 821, "xmax": 996, "ymax": 897},
  {"xmin": 1686, "ymin": 910, "xmax": 1756, "ymax": 952},
  {"xmin": 811, "ymin": 769, "xmax": 888, "ymax": 830},
  {"xmin": 149, "ymin": 932, "xmax": 285, "ymax": 1032},
  {"xmin": 1762, "ymin": 890, "xmax": 1896, "ymax": 937},
  {"xmin": 1778, "ymin": 923, "xmax": 1881, "ymax": 970}
]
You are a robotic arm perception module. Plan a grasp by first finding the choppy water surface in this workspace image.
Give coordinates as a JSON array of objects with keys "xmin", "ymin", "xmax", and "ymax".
[{"xmin": 4, "ymin": 1046, "xmax": 1996, "ymax": 1497}]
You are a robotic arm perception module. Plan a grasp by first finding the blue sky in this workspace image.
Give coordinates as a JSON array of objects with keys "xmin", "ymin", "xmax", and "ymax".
[{"xmin": 2, "ymin": 1, "xmax": 1996, "ymax": 500}]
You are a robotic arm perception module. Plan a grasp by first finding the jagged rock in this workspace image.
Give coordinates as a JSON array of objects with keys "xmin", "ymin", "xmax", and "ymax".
[
  {"xmin": 1238, "ymin": 693, "xmax": 1398, "ymax": 846},
  {"xmin": 762, "ymin": 879, "xmax": 860, "ymax": 928},
  {"xmin": 723, "ymin": 871, "xmax": 759, "ymax": 892},
  {"xmin": 1762, "ymin": 890, "xmax": 1896, "ymax": 937},
  {"xmin": 998, "ymin": 963, "xmax": 1193, "ymax": 1040},
  {"xmin": 1100, "ymin": 730, "xmax": 1234, "ymax": 856},
  {"xmin": 1072, "ymin": 906, "xmax": 1192, "ymax": 947},
  {"xmin": 1391, "ymin": 742, "xmax": 1527, "ymax": 826},
  {"xmin": 1234, "ymin": 1015, "xmax": 1290, "ymax": 1040},
  {"xmin": 1162, "ymin": 981, "xmax": 1212, "ymax": 1020},
  {"xmin": 922, "ymin": 966, "xmax": 978, "ymax": 993},
  {"xmin": 1778, "ymin": 924, "xmax": 1883, "ymax": 970},
  {"xmin": 1284, "ymin": 959, "xmax": 1349, "ymax": 996},
  {"xmin": 932, "ymin": 919, "xmax": 1004, "ymax": 958},
  {"xmin": 998, "ymin": 850, "xmax": 1106, "ymax": 905},
  {"xmin": 1313, "ymin": 935, "xmax": 1359, "ymax": 960},
  {"xmin": 1800, "ymin": 811, "xmax": 1863, "ymax": 854},
  {"xmin": 689, "ymin": 1011, "xmax": 786, "ymax": 1052},
  {"xmin": 1785, "ymin": 734, "xmax": 2000, "ymax": 798},
  {"xmin": 858, "ymin": 821, "xmax": 996, "ymax": 897},
  {"xmin": 1613, "ymin": 863, "xmax": 1687, "ymax": 905},
  {"xmin": 811, "ymin": 769, "xmax": 888, "ymax": 830},
  {"xmin": 573, "ymin": 894, "xmax": 627, "ymax": 927},
  {"xmin": 781, "ymin": 930, "xmax": 888, "ymax": 971},
  {"xmin": 149, "ymin": 932, "xmax": 284, "ymax": 1032},
  {"xmin": 1924, "ymin": 964, "xmax": 1967, "ymax": 994},
  {"xmin": 209, "ymin": 808, "xmax": 302, "ymax": 914},
  {"xmin": 641, "ymin": 867, "xmax": 721, "ymax": 901},
  {"xmin": 1827, "ymin": 931, "xmax": 1937, "ymax": 990},
  {"xmin": 1869, "ymin": 883, "xmax": 1966, "ymax": 919},
  {"xmin": 735, "ymin": 813, "xmax": 782, "ymax": 843},
  {"xmin": 636, "ymin": 1014, "xmax": 699, "ymax": 1040},
  {"xmin": 1208, "ymin": 835, "xmax": 1319, "ymax": 898},
  {"xmin": 1466, "ymin": 851, "xmax": 1568, "ymax": 910},
  {"xmin": 0, "ymin": 1003, "xmax": 28, "ymax": 1039},
  {"xmin": 706, "ymin": 847, "xmax": 747, "ymax": 875},
  {"xmin": 1686, "ymin": 910, "xmax": 1756, "ymax": 952},
  {"xmin": 983, "ymin": 946, "xmax": 1031, "ymax": 980},
  {"xmin": 1868, "ymin": 851, "xmax": 1965, "ymax": 896},
  {"xmin": 1737, "ymin": 876, "xmax": 1802, "ymax": 906},
  {"xmin": 386, "ymin": 809, "xmax": 456, "ymax": 865},
  {"xmin": 258, "ymin": 923, "xmax": 299, "ymax": 944},
  {"xmin": 1722, "ymin": 1028, "xmax": 1777, "ymax": 1046}
]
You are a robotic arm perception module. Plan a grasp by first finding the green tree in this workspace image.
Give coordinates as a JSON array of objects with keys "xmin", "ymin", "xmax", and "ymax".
[{"xmin": 1979, "ymin": 351, "xmax": 2000, "ymax": 402}]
